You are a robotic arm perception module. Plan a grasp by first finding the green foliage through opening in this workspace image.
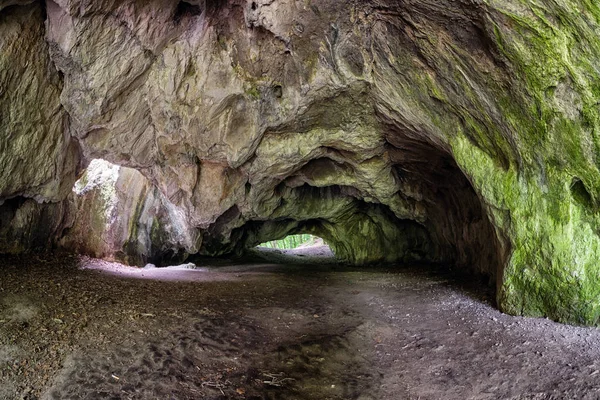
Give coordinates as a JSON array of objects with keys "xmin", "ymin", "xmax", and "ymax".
[{"xmin": 258, "ymin": 234, "xmax": 323, "ymax": 250}]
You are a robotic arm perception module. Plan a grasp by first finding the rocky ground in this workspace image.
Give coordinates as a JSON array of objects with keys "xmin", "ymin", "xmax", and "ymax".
[{"xmin": 1, "ymin": 249, "xmax": 600, "ymax": 399}]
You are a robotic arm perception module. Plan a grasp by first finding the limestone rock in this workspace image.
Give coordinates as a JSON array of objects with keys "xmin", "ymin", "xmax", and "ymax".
[
  {"xmin": 0, "ymin": 0, "xmax": 600, "ymax": 325},
  {"xmin": 59, "ymin": 160, "xmax": 200, "ymax": 266},
  {"xmin": 0, "ymin": 3, "xmax": 80, "ymax": 202}
]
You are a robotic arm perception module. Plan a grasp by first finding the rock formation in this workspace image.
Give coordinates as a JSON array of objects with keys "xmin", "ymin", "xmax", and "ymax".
[
  {"xmin": 1, "ymin": 0, "xmax": 600, "ymax": 325},
  {"xmin": 59, "ymin": 159, "xmax": 199, "ymax": 266}
]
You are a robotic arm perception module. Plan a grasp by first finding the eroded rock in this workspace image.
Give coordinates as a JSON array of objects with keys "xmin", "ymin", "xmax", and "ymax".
[
  {"xmin": 1, "ymin": 0, "xmax": 600, "ymax": 325},
  {"xmin": 59, "ymin": 159, "xmax": 200, "ymax": 266}
]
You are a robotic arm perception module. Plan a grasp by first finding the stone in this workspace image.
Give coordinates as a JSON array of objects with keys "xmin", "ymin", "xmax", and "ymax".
[
  {"xmin": 0, "ymin": 3, "xmax": 80, "ymax": 203},
  {"xmin": 0, "ymin": 0, "xmax": 599, "ymax": 326},
  {"xmin": 59, "ymin": 159, "xmax": 200, "ymax": 266}
]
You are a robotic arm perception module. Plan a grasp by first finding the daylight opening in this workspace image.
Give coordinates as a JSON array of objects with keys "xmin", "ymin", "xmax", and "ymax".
[
  {"xmin": 257, "ymin": 234, "xmax": 325, "ymax": 250},
  {"xmin": 251, "ymin": 233, "xmax": 335, "ymax": 262},
  {"xmin": 59, "ymin": 158, "xmax": 196, "ymax": 267},
  {"xmin": 72, "ymin": 158, "xmax": 121, "ymax": 196}
]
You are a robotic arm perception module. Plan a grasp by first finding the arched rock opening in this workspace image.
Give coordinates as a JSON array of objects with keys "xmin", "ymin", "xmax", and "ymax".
[
  {"xmin": 384, "ymin": 125, "xmax": 506, "ymax": 282},
  {"xmin": 256, "ymin": 234, "xmax": 328, "ymax": 251},
  {"xmin": 192, "ymin": 133, "xmax": 503, "ymax": 283},
  {"xmin": 5, "ymin": 0, "xmax": 600, "ymax": 325},
  {"xmin": 58, "ymin": 159, "xmax": 201, "ymax": 267},
  {"xmin": 59, "ymin": 143, "xmax": 503, "ymax": 290}
]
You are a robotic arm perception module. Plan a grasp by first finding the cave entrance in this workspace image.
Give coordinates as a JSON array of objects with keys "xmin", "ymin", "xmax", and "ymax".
[
  {"xmin": 72, "ymin": 158, "xmax": 121, "ymax": 196},
  {"xmin": 59, "ymin": 158, "xmax": 128, "ymax": 261},
  {"xmin": 249, "ymin": 233, "xmax": 335, "ymax": 264},
  {"xmin": 382, "ymin": 124, "xmax": 507, "ymax": 291},
  {"xmin": 60, "ymin": 158, "xmax": 196, "ymax": 267},
  {"xmin": 257, "ymin": 234, "xmax": 326, "ymax": 250}
]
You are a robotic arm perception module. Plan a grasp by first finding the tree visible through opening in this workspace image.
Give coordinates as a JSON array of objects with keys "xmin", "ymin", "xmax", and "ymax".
[{"xmin": 258, "ymin": 234, "xmax": 326, "ymax": 250}]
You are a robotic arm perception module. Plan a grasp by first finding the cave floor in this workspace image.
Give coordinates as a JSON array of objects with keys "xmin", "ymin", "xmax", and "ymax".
[{"xmin": 1, "ymin": 253, "xmax": 600, "ymax": 399}]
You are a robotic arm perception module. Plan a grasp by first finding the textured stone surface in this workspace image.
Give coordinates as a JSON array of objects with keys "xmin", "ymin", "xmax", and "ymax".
[
  {"xmin": 59, "ymin": 160, "xmax": 200, "ymax": 265},
  {"xmin": 1, "ymin": 0, "xmax": 600, "ymax": 325},
  {"xmin": 41, "ymin": 0, "xmax": 501, "ymax": 271},
  {"xmin": 0, "ymin": 2, "xmax": 80, "ymax": 253},
  {"xmin": 0, "ymin": 3, "xmax": 79, "ymax": 202}
]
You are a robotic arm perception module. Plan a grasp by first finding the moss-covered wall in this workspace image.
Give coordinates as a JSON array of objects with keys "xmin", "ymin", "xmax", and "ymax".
[{"xmin": 2, "ymin": 0, "xmax": 600, "ymax": 325}]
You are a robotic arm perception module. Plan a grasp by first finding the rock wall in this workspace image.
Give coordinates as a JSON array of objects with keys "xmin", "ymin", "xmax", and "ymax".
[
  {"xmin": 59, "ymin": 159, "xmax": 200, "ymax": 266},
  {"xmin": 0, "ymin": 2, "xmax": 80, "ymax": 252},
  {"xmin": 1, "ymin": 0, "xmax": 600, "ymax": 325}
]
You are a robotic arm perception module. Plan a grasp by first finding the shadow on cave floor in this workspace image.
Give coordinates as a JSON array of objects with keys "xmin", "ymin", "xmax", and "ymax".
[
  {"xmin": 1, "ymin": 253, "xmax": 600, "ymax": 399},
  {"xmin": 199, "ymin": 246, "xmax": 495, "ymax": 309}
]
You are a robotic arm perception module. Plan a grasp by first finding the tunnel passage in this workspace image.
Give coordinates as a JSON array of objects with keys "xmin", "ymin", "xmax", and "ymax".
[
  {"xmin": 194, "ymin": 128, "xmax": 505, "ymax": 285},
  {"xmin": 384, "ymin": 126, "xmax": 506, "ymax": 282},
  {"xmin": 257, "ymin": 234, "xmax": 326, "ymax": 251},
  {"xmin": 252, "ymin": 233, "xmax": 336, "ymax": 263},
  {"xmin": 49, "ymin": 130, "xmax": 505, "ymax": 292},
  {"xmin": 207, "ymin": 197, "xmax": 435, "ymax": 267}
]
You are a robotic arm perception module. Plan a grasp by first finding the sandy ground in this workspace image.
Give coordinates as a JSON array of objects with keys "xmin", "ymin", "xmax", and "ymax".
[{"xmin": 1, "ymin": 248, "xmax": 600, "ymax": 399}]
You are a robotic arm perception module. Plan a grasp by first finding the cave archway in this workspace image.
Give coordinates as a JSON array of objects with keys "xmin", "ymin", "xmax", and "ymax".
[
  {"xmin": 58, "ymin": 158, "xmax": 200, "ymax": 267},
  {"xmin": 189, "ymin": 122, "xmax": 507, "ymax": 292},
  {"xmin": 257, "ymin": 234, "xmax": 330, "ymax": 251},
  {"xmin": 385, "ymin": 130, "xmax": 506, "ymax": 282},
  {"xmin": 194, "ymin": 137, "xmax": 504, "ymax": 286},
  {"xmin": 252, "ymin": 233, "xmax": 336, "ymax": 263},
  {"xmin": 51, "ymin": 130, "xmax": 505, "ymax": 295}
]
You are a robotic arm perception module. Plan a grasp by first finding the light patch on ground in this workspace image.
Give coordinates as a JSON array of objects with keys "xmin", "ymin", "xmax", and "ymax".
[
  {"xmin": 0, "ymin": 344, "xmax": 19, "ymax": 363},
  {"xmin": 1, "ymin": 294, "xmax": 38, "ymax": 322}
]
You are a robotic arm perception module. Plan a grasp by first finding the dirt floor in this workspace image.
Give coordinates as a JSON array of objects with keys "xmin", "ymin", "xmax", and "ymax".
[{"xmin": 1, "ymin": 247, "xmax": 600, "ymax": 399}]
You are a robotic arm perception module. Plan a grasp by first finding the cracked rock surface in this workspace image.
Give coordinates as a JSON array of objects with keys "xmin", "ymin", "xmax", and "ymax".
[{"xmin": 1, "ymin": 0, "xmax": 600, "ymax": 324}]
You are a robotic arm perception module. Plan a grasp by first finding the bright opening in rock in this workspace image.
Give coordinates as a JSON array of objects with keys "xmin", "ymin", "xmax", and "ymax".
[
  {"xmin": 257, "ymin": 234, "xmax": 326, "ymax": 250},
  {"xmin": 251, "ymin": 233, "xmax": 335, "ymax": 263},
  {"xmin": 60, "ymin": 159, "xmax": 197, "ymax": 267},
  {"xmin": 256, "ymin": 234, "xmax": 334, "ymax": 259}
]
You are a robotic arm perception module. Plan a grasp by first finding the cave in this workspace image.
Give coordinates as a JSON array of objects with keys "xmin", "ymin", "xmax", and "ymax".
[
  {"xmin": 2, "ymin": 0, "xmax": 600, "ymax": 398},
  {"xmin": 256, "ymin": 234, "xmax": 327, "ymax": 250}
]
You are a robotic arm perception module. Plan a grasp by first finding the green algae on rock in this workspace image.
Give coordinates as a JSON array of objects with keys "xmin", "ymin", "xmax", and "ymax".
[{"xmin": 0, "ymin": 0, "xmax": 600, "ymax": 325}]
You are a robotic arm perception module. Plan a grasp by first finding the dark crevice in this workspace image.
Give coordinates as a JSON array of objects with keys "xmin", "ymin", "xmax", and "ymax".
[
  {"xmin": 0, "ymin": 197, "xmax": 28, "ymax": 230},
  {"xmin": 206, "ymin": 205, "xmax": 241, "ymax": 237},
  {"xmin": 200, "ymin": 205, "xmax": 242, "ymax": 255},
  {"xmin": 174, "ymin": 1, "xmax": 203, "ymax": 23},
  {"xmin": 39, "ymin": 0, "xmax": 47, "ymax": 21},
  {"xmin": 571, "ymin": 178, "xmax": 594, "ymax": 209}
]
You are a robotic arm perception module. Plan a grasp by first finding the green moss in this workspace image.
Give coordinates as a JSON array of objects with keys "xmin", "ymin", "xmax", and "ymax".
[
  {"xmin": 245, "ymin": 85, "xmax": 260, "ymax": 99},
  {"xmin": 411, "ymin": 0, "xmax": 600, "ymax": 325},
  {"xmin": 395, "ymin": 0, "xmax": 600, "ymax": 323}
]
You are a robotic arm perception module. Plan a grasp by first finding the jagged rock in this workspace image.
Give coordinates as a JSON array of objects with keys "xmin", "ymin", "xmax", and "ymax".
[
  {"xmin": 0, "ymin": 0, "xmax": 600, "ymax": 325},
  {"xmin": 0, "ymin": 3, "xmax": 79, "ymax": 202},
  {"xmin": 59, "ymin": 159, "xmax": 200, "ymax": 266},
  {"xmin": 0, "ymin": 2, "xmax": 80, "ymax": 253}
]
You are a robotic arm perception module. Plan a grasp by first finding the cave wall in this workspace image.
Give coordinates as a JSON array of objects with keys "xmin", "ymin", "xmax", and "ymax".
[
  {"xmin": 1, "ymin": 0, "xmax": 600, "ymax": 325},
  {"xmin": 0, "ymin": 2, "xmax": 81, "ymax": 252},
  {"xmin": 59, "ymin": 160, "xmax": 200, "ymax": 266}
]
